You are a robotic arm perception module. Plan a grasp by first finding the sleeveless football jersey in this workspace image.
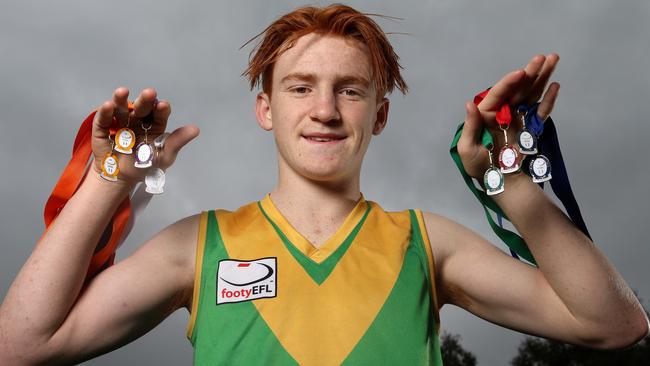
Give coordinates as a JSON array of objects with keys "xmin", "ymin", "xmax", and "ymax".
[{"xmin": 186, "ymin": 194, "xmax": 443, "ymax": 365}]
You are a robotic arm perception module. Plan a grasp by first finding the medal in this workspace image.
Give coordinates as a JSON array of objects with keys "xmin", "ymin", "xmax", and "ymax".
[
  {"xmin": 134, "ymin": 121, "xmax": 153, "ymax": 168},
  {"xmin": 517, "ymin": 104, "xmax": 552, "ymax": 183},
  {"xmin": 100, "ymin": 136, "xmax": 120, "ymax": 181},
  {"xmin": 484, "ymin": 148, "xmax": 504, "ymax": 195},
  {"xmin": 145, "ymin": 168, "xmax": 165, "ymax": 194},
  {"xmin": 529, "ymin": 155, "xmax": 552, "ymax": 183},
  {"xmin": 498, "ymin": 126, "xmax": 520, "ymax": 174},
  {"xmin": 516, "ymin": 109, "xmax": 538, "ymax": 155},
  {"xmin": 114, "ymin": 114, "xmax": 136, "ymax": 154},
  {"xmin": 115, "ymin": 128, "xmax": 136, "ymax": 154},
  {"xmin": 145, "ymin": 138, "xmax": 165, "ymax": 194},
  {"xmin": 517, "ymin": 128, "xmax": 537, "ymax": 154}
]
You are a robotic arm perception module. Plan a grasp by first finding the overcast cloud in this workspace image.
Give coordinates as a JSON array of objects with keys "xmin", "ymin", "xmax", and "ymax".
[{"xmin": 1, "ymin": 1, "xmax": 649, "ymax": 365}]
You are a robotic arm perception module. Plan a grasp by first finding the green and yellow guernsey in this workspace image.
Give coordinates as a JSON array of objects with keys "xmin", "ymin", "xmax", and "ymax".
[{"xmin": 186, "ymin": 194, "xmax": 443, "ymax": 365}]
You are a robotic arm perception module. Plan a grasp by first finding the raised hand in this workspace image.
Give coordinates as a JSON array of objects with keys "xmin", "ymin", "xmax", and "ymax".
[
  {"xmin": 90, "ymin": 87, "xmax": 200, "ymax": 188},
  {"xmin": 457, "ymin": 54, "xmax": 560, "ymax": 180}
]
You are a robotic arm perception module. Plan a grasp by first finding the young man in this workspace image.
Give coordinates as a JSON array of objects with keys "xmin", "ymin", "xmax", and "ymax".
[{"xmin": 0, "ymin": 4, "xmax": 647, "ymax": 365}]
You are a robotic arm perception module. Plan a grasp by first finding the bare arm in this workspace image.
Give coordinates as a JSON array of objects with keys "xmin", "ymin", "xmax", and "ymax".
[
  {"xmin": 0, "ymin": 181, "xmax": 198, "ymax": 364},
  {"xmin": 426, "ymin": 176, "xmax": 647, "ymax": 349},
  {"xmin": 0, "ymin": 88, "xmax": 199, "ymax": 364},
  {"xmin": 427, "ymin": 54, "xmax": 648, "ymax": 349}
]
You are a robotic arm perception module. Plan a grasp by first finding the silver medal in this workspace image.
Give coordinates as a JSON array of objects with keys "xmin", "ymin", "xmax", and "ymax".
[
  {"xmin": 498, "ymin": 145, "xmax": 520, "ymax": 174},
  {"xmin": 517, "ymin": 128, "xmax": 537, "ymax": 155},
  {"xmin": 498, "ymin": 126, "xmax": 520, "ymax": 174},
  {"xmin": 134, "ymin": 122, "xmax": 153, "ymax": 168},
  {"xmin": 529, "ymin": 155, "xmax": 552, "ymax": 183},
  {"xmin": 134, "ymin": 142, "xmax": 153, "ymax": 168},
  {"xmin": 484, "ymin": 167, "xmax": 505, "ymax": 196},
  {"xmin": 484, "ymin": 148, "xmax": 504, "ymax": 196},
  {"xmin": 145, "ymin": 168, "xmax": 165, "ymax": 194}
]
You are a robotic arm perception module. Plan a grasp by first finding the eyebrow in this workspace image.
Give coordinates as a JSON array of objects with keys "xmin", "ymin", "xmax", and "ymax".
[{"xmin": 279, "ymin": 72, "xmax": 370, "ymax": 88}]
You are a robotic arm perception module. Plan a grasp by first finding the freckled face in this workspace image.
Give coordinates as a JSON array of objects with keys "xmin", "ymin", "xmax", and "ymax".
[{"xmin": 256, "ymin": 33, "xmax": 388, "ymax": 183}]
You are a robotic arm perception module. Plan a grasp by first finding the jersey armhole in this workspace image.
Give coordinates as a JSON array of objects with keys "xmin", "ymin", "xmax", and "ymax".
[
  {"xmin": 414, "ymin": 209, "xmax": 441, "ymax": 333},
  {"xmin": 186, "ymin": 210, "xmax": 209, "ymax": 343}
]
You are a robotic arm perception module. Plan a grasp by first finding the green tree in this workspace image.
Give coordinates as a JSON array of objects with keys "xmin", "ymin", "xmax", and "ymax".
[
  {"xmin": 441, "ymin": 332, "xmax": 477, "ymax": 366},
  {"xmin": 510, "ymin": 335, "xmax": 649, "ymax": 366},
  {"xmin": 511, "ymin": 294, "xmax": 649, "ymax": 366}
]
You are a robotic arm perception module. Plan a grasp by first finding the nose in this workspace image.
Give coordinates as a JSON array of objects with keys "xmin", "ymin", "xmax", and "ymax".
[{"xmin": 309, "ymin": 90, "xmax": 341, "ymax": 124}]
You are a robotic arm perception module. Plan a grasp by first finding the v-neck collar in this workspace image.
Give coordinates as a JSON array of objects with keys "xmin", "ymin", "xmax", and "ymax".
[{"xmin": 258, "ymin": 193, "xmax": 369, "ymax": 264}]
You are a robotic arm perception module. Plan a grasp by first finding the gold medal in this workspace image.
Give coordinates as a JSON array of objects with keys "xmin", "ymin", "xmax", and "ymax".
[
  {"xmin": 100, "ymin": 151, "xmax": 119, "ymax": 182},
  {"xmin": 115, "ymin": 127, "xmax": 136, "ymax": 154}
]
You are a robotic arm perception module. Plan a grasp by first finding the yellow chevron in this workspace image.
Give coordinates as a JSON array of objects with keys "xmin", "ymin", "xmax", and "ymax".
[{"xmin": 216, "ymin": 198, "xmax": 411, "ymax": 366}]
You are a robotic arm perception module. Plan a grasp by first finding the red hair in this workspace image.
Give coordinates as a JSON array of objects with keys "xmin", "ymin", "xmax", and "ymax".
[{"xmin": 242, "ymin": 4, "xmax": 408, "ymax": 99}]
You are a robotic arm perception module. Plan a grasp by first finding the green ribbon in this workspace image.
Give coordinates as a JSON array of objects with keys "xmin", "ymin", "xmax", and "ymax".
[{"xmin": 449, "ymin": 123, "xmax": 537, "ymax": 265}]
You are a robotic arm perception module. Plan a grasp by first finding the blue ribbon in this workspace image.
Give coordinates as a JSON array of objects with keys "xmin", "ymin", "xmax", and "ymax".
[
  {"xmin": 497, "ymin": 213, "xmax": 521, "ymax": 259},
  {"xmin": 517, "ymin": 103, "xmax": 544, "ymax": 136},
  {"xmin": 538, "ymin": 119, "xmax": 592, "ymax": 239},
  {"xmin": 515, "ymin": 103, "xmax": 592, "ymax": 240}
]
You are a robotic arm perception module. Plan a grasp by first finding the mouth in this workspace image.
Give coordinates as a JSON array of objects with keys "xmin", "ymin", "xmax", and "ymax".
[{"xmin": 301, "ymin": 133, "xmax": 347, "ymax": 144}]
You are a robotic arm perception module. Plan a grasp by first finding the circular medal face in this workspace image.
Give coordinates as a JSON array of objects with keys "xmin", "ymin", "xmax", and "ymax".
[
  {"xmin": 101, "ymin": 153, "xmax": 119, "ymax": 181},
  {"xmin": 134, "ymin": 142, "xmax": 153, "ymax": 168},
  {"xmin": 145, "ymin": 168, "xmax": 165, "ymax": 194},
  {"xmin": 517, "ymin": 129, "xmax": 537, "ymax": 155},
  {"xmin": 115, "ymin": 128, "xmax": 136, "ymax": 154},
  {"xmin": 498, "ymin": 145, "xmax": 520, "ymax": 174},
  {"xmin": 529, "ymin": 155, "xmax": 552, "ymax": 183},
  {"xmin": 483, "ymin": 167, "xmax": 504, "ymax": 195}
]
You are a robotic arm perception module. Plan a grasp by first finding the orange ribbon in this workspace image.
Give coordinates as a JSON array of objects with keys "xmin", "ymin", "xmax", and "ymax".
[{"xmin": 41, "ymin": 104, "xmax": 134, "ymax": 282}]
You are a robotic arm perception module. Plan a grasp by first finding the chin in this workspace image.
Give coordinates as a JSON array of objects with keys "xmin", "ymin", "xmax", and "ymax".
[{"xmin": 298, "ymin": 162, "xmax": 351, "ymax": 182}]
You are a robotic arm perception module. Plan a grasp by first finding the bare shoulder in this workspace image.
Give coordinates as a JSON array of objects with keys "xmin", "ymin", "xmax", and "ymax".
[
  {"xmin": 152, "ymin": 213, "xmax": 203, "ymax": 312},
  {"xmin": 420, "ymin": 211, "xmax": 468, "ymax": 261},
  {"xmin": 420, "ymin": 211, "xmax": 494, "ymax": 307}
]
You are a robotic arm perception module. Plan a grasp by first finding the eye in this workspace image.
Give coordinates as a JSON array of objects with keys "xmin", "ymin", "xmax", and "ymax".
[
  {"xmin": 291, "ymin": 86, "xmax": 310, "ymax": 94},
  {"xmin": 341, "ymin": 88, "xmax": 360, "ymax": 97}
]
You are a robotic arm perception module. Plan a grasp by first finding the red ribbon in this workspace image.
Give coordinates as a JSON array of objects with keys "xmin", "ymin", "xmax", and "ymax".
[
  {"xmin": 473, "ymin": 88, "xmax": 512, "ymax": 127},
  {"xmin": 41, "ymin": 104, "xmax": 133, "ymax": 282}
]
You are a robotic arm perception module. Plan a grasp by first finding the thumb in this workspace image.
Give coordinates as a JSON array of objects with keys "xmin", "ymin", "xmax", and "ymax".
[
  {"xmin": 457, "ymin": 101, "xmax": 483, "ymax": 153},
  {"xmin": 159, "ymin": 124, "xmax": 200, "ymax": 168}
]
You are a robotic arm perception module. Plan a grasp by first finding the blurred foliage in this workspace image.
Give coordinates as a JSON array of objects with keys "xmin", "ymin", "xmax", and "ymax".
[
  {"xmin": 510, "ymin": 334, "xmax": 649, "ymax": 366},
  {"xmin": 441, "ymin": 332, "xmax": 477, "ymax": 366}
]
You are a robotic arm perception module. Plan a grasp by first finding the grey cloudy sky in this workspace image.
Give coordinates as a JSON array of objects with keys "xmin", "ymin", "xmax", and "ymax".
[{"xmin": 1, "ymin": 0, "xmax": 649, "ymax": 365}]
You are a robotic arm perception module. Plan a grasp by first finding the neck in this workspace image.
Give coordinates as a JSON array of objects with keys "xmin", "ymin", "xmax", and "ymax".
[
  {"xmin": 269, "ymin": 160, "xmax": 362, "ymax": 237},
  {"xmin": 271, "ymin": 164, "xmax": 361, "ymax": 211}
]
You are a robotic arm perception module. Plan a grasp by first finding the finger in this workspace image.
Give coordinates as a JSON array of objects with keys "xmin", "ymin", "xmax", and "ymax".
[
  {"xmin": 152, "ymin": 99, "xmax": 172, "ymax": 127},
  {"xmin": 512, "ymin": 55, "xmax": 546, "ymax": 104},
  {"xmin": 158, "ymin": 124, "xmax": 200, "ymax": 168},
  {"xmin": 111, "ymin": 87, "xmax": 130, "ymax": 126},
  {"xmin": 93, "ymin": 101, "xmax": 115, "ymax": 140},
  {"xmin": 458, "ymin": 102, "xmax": 484, "ymax": 153},
  {"xmin": 536, "ymin": 82, "xmax": 560, "ymax": 121},
  {"xmin": 527, "ymin": 53, "xmax": 560, "ymax": 104},
  {"xmin": 131, "ymin": 88, "xmax": 158, "ymax": 119},
  {"xmin": 478, "ymin": 69, "xmax": 526, "ymax": 111}
]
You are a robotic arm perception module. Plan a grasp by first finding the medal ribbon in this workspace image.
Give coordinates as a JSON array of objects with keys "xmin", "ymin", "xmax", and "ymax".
[
  {"xmin": 450, "ymin": 121, "xmax": 535, "ymax": 263},
  {"xmin": 517, "ymin": 102, "xmax": 591, "ymax": 239},
  {"xmin": 450, "ymin": 88, "xmax": 591, "ymax": 264},
  {"xmin": 42, "ymin": 104, "xmax": 135, "ymax": 282}
]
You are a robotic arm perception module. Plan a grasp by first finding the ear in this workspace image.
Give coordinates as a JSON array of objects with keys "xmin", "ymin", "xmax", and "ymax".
[
  {"xmin": 372, "ymin": 98, "xmax": 390, "ymax": 135},
  {"xmin": 255, "ymin": 92, "xmax": 273, "ymax": 131}
]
